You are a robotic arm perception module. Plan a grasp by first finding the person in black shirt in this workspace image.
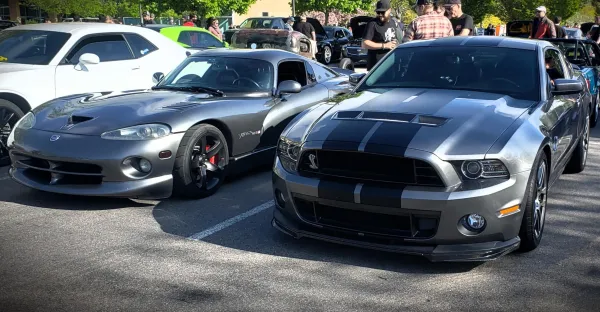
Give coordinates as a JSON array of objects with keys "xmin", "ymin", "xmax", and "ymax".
[
  {"xmin": 553, "ymin": 16, "xmax": 567, "ymax": 38},
  {"xmin": 294, "ymin": 16, "xmax": 316, "ymax": 59},
  {"xmin": 444, "ymin": 0, "xmax": 473, "ymax": 36},
  {"xmin": 362, "ymin": 0, "xmax": 397, "ymax": 70}
]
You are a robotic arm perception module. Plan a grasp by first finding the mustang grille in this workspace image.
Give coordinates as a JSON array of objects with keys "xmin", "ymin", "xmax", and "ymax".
[
  {"xmin": 12, "ymin": 152, "xmax": 103, "ymax": 185},
  {"xmin": 298, "ymin": 150, "xmax": 445, "ymax": 187},
  {"xmin": 294, "ymin": 197, "xmax": 440, "ymax": 239}
]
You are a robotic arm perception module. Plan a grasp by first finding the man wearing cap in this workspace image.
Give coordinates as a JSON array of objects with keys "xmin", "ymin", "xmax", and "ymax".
[
  {"xmin": 361, "ymin": 0, "xmax": 398, "ymax": 70},
  {"xmin": 444, "ymin": 0, "xmax": 474, "ymax": 36},
  {"xmin": 294, "ymin": 16, "xmax": 317, "ymax": 59},
  {"xmin": 403, "ymin": 0, "xmax": 454, "ymax": 43},
  {"xmin": 530, "ymin": 6, "xmax": 556, "ymax": 39}
]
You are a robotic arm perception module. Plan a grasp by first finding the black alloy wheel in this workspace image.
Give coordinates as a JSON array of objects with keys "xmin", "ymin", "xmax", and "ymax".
[
  {"xmin": 519, "ymin": 151, "xmax": 549, "ymax": 252},
  {"xmin": 0, "ymin": 100, "xmax": 24, "ymax": 167}
]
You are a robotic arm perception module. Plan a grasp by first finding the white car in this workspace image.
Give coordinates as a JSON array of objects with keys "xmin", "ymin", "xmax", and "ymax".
[{"xmin": 0, "ymin": 22, "xmax": 189, "ymax": 165}]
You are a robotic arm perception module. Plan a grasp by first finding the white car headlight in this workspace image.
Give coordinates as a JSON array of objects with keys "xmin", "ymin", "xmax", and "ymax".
[
  {"xmin": 101, "ymin": 124, "xmax": 171, "ymax": 140},
  {"xmin": 277, "ymin": 137, "xmax": 301, "ymax": 173}
]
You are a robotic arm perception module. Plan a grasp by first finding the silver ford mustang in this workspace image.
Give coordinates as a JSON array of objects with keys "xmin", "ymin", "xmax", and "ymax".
[
  {"xmin": 7, "ymin": 49, "xmax": 352, "ymax": 199},
  {"xmin": 272, "ymin": 37, "xmax": 592, "ymax": 262}
]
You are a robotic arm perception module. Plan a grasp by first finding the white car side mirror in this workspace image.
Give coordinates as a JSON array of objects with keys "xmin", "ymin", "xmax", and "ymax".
[{"xmin": 79, "ymin": 53, "xmax": 100, "ymax": 65}]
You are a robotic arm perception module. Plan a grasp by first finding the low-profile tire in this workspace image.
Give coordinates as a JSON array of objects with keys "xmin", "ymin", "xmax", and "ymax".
[
  {"xmin": 591, "ymin": 94, "xmax": 598, "ymax": 128},
  {"xmin": 518, "ymin": 150, "xmax": 549, "ymax": 252},
  {"xmin": 320, "ymin": 45, "xmax": 332, "ymax": 64},
  {"xmin": 0, "ymin": 99, "xmax": 25, "ymax": 167},
  {"xmin": 565, "ymin": 109, "xmax": 590, "ymax": 174},
  {"xmin": 339, "ymin": 58, "xmax": 354, "ymax": 71},
  {"xmin": 172, "ymin": 124, "xmax": 230, "ymax": 199}
]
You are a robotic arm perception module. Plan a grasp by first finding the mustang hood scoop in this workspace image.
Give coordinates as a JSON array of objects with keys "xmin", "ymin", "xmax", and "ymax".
[{"xmin": 332, "ymin": 110, "xmax": 449, "ymax": 126}]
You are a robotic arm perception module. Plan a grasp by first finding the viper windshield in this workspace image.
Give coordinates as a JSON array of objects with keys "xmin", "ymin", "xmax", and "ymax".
[
  {"xmin": 358, "ymin": 46, "xmax": 540, "ymax": 101},
  {"xmin": 0, "ymin": 30, "xmax": 71, "ymax": 65},
  {"xmin": 157, "ymin": 56, "xmax": 274, "ymax": 93}
]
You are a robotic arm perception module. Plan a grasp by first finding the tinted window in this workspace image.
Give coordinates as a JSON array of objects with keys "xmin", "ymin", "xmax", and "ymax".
[
  {"xmin": 309, "ymin": 60, "xmax": 339, "ymax": 82},
  {"xmin": 325, "ymin": 28, "xmax": 335, "ymax": 38},
  {"xmin": 360, "ymin": 46, "xmax": 539, "ymax": 101},
  {"xmin": 67, "ymin": 35, "xmax": 134, "ymax": 63},
  {"xmin": 0, "ymin": 30, "xmax": 71, "ymax": 65},
  {"xmin": 305, "ymin": 61, "xmax": 317, "ymax": 84},
  {"xmin": 239, "ymin": 18, "xmax": 273, "ymax": 29},
  {"xmin": 159, "ymin": 56, "xmax": 274, "ymax": 92},
  {"xmin": 178, "ymin": 31, "xmax": 224, "ymax": 48},
  {"xmin": 124, "ymin": 33, "xmax": 157, "ymax": 58}
]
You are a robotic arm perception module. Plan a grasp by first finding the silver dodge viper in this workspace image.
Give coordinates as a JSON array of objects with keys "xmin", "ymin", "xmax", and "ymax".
[
  {"xmin": 7, "ymin": 49, "xmax": 352, "ymax": 199},
  {"xmin": 272, "ymin": 37, "xmax": 592, "ymax": 262}
]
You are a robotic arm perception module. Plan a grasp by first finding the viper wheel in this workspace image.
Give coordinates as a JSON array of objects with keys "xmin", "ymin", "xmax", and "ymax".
[
  {"xmin": 0, "ymin": 99, "xmax": 24, "ymax": 167},
  {"xmin": 518, "ymin": 150, "xmax": 549, "ymax": 252},
  {"xmin": 565, "ymin": 108, "xmax": 590, "ymax": 174},
  {"xmin": 173, "ymin": 124, "xmax": 229, "ymax": 199}
]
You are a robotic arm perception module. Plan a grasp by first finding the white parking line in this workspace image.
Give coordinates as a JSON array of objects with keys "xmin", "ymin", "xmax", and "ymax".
[{"xmin": 187, "ymin": 200, "xmax": 275, "ymax": 241}]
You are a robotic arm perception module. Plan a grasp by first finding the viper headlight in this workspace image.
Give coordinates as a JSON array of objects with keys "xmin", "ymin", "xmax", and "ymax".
[
  {"xmin": 101, "ymin": 124, "xmax": 171, "ymax": 140},
  {"xmin": 458, "ymin": 159, "xmax": 509, "ymax": 180},
  {"xmin": 277, "ymin": 137, "xmax": 301, "ymax": 173},
  {"xmin": 15, "ymin": 112, "xmax": 35, "ymax": 130}
]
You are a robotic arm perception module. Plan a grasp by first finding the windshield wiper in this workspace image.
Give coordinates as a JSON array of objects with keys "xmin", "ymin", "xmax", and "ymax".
[{"xmin": 152, "ymin": 85, "xmax": 224, "ymax": 97}]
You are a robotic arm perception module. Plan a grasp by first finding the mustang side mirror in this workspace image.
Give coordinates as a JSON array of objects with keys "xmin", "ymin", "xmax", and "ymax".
[
  {"xmin": 275, "ymin": 80, "xmax": 301, "ymax": 97},
  {"xmin": 552, "ymin": 78, "xmax": 583, "ymax": 95},
  {"xmin": 153, "ymin": 72, "xmax": 164, "ymax": 84},
  {"xmin": 349, "ymin": 73, "xmax": 366, "ymax": 85}
]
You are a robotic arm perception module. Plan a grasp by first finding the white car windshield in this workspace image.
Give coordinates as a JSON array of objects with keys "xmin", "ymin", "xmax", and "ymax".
[
  {"xmin": 158, "ymin": 56, "xmax": 275, "ymax": 93},
  {"xmin": 359, "ymin": 46, "xmax": 540, "ymax": 101},
  {"xmin": 0, "ymin": 30, "xmax": 71, "ymax": 65}
]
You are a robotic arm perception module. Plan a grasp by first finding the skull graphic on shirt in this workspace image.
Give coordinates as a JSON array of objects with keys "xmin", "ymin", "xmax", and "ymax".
[{"xmin": 384, "ymin": 27, "xmax": 395, "ymax": 42}]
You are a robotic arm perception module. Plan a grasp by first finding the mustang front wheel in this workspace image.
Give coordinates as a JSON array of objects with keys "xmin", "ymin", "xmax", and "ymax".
[
  {"xmin": 173, "ymin": 124, "xmax": 229, "ymax": 199},
  {"xmin": 518, "ymin": 151, "xmax": 548, "ymax": 252}
]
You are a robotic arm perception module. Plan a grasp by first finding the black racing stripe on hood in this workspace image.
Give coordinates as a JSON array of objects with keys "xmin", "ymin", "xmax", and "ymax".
[
  {"xmin": 321, "ymin": 120, "xmax": 376, "ymax": 150},
  {"xmin": 362, "ymin": 122, "xmax": 422, "ymax": 156},
  {"xmin": 486, "ymin": 111, "xmax": 529, "ymax": 154},
  {"xmin": 355, "ymin": 89, "xmax": 458, "ymax": 115},
  {"xmin": 317, "ymin": 180, "xmax": 356, "ymax": 203},
  {"xmin": 359, "ymin": 185, "xmax": 404, "ymax": 208}
]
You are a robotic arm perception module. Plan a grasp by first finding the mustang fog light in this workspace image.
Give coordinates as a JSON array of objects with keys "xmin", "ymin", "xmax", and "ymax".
[
  {"xmin": 139, "ymin": 159, "xmax": 152, "ymax": 173},
  {"xmin": 467, "ymin": 214, "xmax": 486, "ymax": 230},
  {"xmin": 458, "ymin": 214, "xmax": 486, "ymax": 235}
]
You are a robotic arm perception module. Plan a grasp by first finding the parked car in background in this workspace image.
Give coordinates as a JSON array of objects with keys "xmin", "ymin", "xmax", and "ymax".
[
  {"xmin": 565, "ymin": 27, "xmax": 583, "ymax": 39},
  {"xmin": 543, "ymin": 38, "xmax": 600, "ymax": 127},
  {"xmin": 7, "ymin": 49, "xmax": 354, "ymax": 199},
  {"xmin": 0, "ymin": 23, "xmax": 188, "ymax": 166},
  {"xmin": 230, "ymin": 29, "xmax": 313, "ymax": 59},
  {"xmin": 0, "ymin": 21, "xmax": 17, "ymax": 30},
  {"xmin": 143, "ymin": 24, "xmax": 229, "ymax": 52},
  {"xmin": 506, "ymin": 20, "xmax": 532, "ymax": 38},
  {"xmin": 224, "ymin": 17, "xmax": 289, "ymax": 44},
  {"xmin": 272, "ymin": 36, "xmax": 592, "ymax": 262},
  {"xmin": 339, "ymin": 16, "xmax": 371, "ymax": 70},
  {"xmin": 580, "ymin": 22, "xmax": 594, "ymax": 38},
  {"xmin": 322, "ymin": 26, "xmax": 352, "ymax": 64}
]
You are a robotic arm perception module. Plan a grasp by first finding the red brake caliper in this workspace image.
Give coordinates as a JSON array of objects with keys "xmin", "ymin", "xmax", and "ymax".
[{"xmin": 206, "ymin": 145, "xmax": 216, "ymax": 164}]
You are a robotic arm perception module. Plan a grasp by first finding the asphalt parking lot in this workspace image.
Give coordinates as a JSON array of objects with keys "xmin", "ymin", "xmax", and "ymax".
[{"xmin": 1, "ymin": 126, "xmax": 600, "ymax": 311}]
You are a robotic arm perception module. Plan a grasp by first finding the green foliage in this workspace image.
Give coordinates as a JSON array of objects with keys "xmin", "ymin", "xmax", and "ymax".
[
  {"xmin": 295, "ymin": 0, "xmax": 373, "ymax": 15},
  {"xmin": 567, "ymin": 4, "xmax": 596, "ymax": 24},
  {"xmin": 498, "ymin": 0, "xmax": 583, "ymax": 20},
  {"xmin": 461, "ymin": 0, "xmax": 502, "ymax": 24}
]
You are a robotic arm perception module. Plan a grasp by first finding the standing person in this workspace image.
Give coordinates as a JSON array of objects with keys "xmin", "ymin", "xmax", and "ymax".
[
  {"xmin": 183, "ymin": 14, "xmax": 197, "ymax": 26},
  {"xmin": 294, "ymin": 16, "xmax": 317, "ymax": 60},
  {"xmin": 486, "ymin": 23, "xmax": 495, "ymax": 35},
  {"xmin": 207, "ymin": 17, "xmax": 223, "ymax": 40},
  {"xmin": 284, "ymin": 16, "xmax": 294, "ymax": 31},
  {"xmin": 444, "ymin": 0, "xmax": 474, "ymax": 36},
  {"xmin": 142, "ymin": 12, "xmax": 155, "ymax": 25},
  {"xmin": 361, "ymin": 0, "xmax": 397, "ymax": 70},
  {"xmin": 529, "ymin": 6, "xmax": 556, "ymax": 39},
  {"xmin": 586, "ymin": 16, "xmax": 600, "ymax": 43},
  {"xmin": 554, "ymin": 16, "xmax": 567, "ymax": 38},
  {"xmin": 403, "ymin": 0, "xmax": 454, "ymax": 43}
]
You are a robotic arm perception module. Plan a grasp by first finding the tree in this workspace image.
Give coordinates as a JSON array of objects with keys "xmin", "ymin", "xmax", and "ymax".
[
  {"xmin": 461, "ymin": 0, "xmax": 502, "ymax": 24},
  {"xmin": 498, "ymin": 0, "xmax": 583, "ymax": 20},
  {"xmin": 294, "ymin": 0, "xmax": 373, "ymax": 27}
]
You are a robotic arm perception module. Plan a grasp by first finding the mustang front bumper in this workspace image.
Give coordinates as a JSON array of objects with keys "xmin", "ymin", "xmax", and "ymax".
[
  {"xmin": 272, "ymin": 156, "xmax": 529, "ymax": 262},
  {"xmin": 8, "ymin": 128, "xmax": 185, "ymax": 199}
]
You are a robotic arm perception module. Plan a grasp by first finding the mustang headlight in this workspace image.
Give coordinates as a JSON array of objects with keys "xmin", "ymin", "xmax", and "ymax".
[
  {"xmin": 277, "ymin": 137, "xmax": 301, "ymax": 173},
  {"xmin": 101, "ymin": 124, "xmax": 171, "ymax": 140},
  {"xmin": 459, "ymin": 159, "xmax": 509, "ymax": 180}
]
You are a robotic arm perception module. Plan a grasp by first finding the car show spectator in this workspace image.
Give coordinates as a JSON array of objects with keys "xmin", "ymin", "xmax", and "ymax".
[
  {"xmin": 554, "ymin": 16, "xmax": 567, "ymax": 38},
  {"xmin": 530, "ymin": 6, "xmax": 556, "ymax": 39},
  {"xmin": 485, "ymin": 24, "xmax": 496, "ymax": 35},
  {"xmin": 183, "ymin": 14, "xmax": 197, "ymax": 26},
  {"xmin": 207, "ymin": 17, "xmax": 223, "ymax": 40},
  {"xmin": 143, "ymin": 12, "xmax": 155, "ymax": 25},
  {"xmin": 294, "ymin": 16, "xmax": 317, "ymax": 59},
  {"xmin": 444, "ymin": 0, "xmax": 474, "ymax": 36},
  {"xmin": 586, "ymin": 16, "xmax": 600, "ymax": 43},
  {"xmin": 285, "ymin": 17, "xmax": 294, "ymax": 31},
  {"xmin": 402, "ymin": 0, "xmax": 453, "ymax": 43},
  {"xmin": 361, "ymin": 0, "xmax": 397, "ymax": 70}
]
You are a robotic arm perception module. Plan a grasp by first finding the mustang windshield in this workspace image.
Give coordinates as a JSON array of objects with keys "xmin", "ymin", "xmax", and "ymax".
[
  {"xmin": 157, "ymin": 56, "xmax": 274, "ymax": 93},
  {"xmin": 359, "ymin": 46, "xmax": 540, "ymax": 101},
  {"xmin": 0, "ymin": 30, "xmax": 71, "ymax": 65}
]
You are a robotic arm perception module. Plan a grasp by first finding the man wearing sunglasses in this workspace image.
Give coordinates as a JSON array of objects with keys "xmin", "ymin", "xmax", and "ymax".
[
  {"xmin": 403, "ymin": 0, "xmax": 454, "ymax": 43},
  {"xmin": 529, "ymin": 6, "xmax": 556, "ymax": 39},
  {"xmin": 361, "ymin": 0, "xmax": 398, "ymax": 70},
  {"xmin": 444, "ymin": 0, "xmax": 473, "ymax": 36}
]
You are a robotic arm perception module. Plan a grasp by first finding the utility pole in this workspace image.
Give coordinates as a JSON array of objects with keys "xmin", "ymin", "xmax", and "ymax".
[{"xmin": 292, "ymin": 0, "xmax": 296, "ymax": 16}]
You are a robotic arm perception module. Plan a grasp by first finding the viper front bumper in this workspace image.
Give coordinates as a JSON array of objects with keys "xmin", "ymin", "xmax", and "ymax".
[
  {"xmin": 8, "ymin": 128, "xmax": 185, "ymax": 199},
  {"xmin": 271, "ymin": 157, "xmax": 529, "ymax": 262}
]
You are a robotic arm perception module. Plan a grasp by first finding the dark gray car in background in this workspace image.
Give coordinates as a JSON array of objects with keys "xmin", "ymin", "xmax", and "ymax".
[{"xmin": 7, "ymin": 49, "xmax": 353, "ymax": 199}]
